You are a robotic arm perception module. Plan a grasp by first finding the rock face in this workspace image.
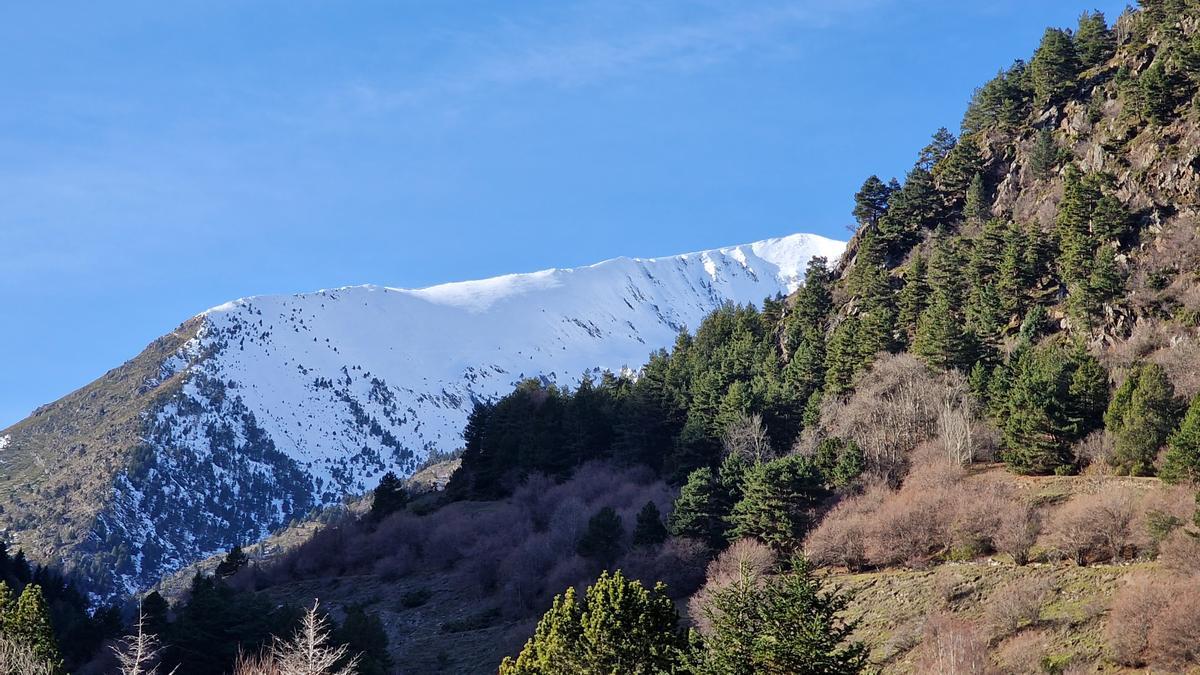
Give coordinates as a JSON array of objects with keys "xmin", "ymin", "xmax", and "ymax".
[{"xmin": 0, "ymin": 233, "xmax": 843, "ymax": 600}]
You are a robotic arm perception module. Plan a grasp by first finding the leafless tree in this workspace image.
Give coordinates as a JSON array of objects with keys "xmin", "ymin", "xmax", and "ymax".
[
  {"xmin": 939, "ymin": 384, "xmax": 974, "ymax": 467},
  {"xmin": 113, "ymin": 609, "xmax": 176, "ymax": 675},
  {"xmin": 721, "ymin": 413, "xmax": 773, "ymax": 463},
  {"xmin": 235, "ymin": 601, "xmax": 359, "ymax": 675}
]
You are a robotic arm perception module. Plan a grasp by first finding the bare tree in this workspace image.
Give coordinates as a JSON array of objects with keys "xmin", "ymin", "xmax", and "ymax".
[
  {"xmin": 0, "ymin": 634, "xmax": 55, "ymax": 675},
  {"xmin": 113, "ymin": 609, "xmax": 176, "ymax": 675},
  {"xmin": 721, "ymin": 413, "xmax": 773, "ymax": 463},
  {"xmin": 939, "ymin": 383, "xmax": 974, "ymax": 467},
  {"xmin": 265, "ymin": 601, "xmax": 358, "ymax": 675}
]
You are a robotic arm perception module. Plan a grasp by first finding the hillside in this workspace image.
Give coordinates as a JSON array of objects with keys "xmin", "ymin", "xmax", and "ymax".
[{"xmin": 0, "ymin": 233, "xmax": 841, "ymax": 600}]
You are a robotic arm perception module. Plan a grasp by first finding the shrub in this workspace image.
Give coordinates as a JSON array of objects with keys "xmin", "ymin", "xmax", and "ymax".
[
  {"xmin": 1158, "ymin": 529, "xmax": 1200, "ymax": 575},
  {"xmin": 993, "ymin": 499, "xmax": 1042, "ymax": 565},
  {"xmin": 1107, "ymin": 572, "xmax": 1173, "ymax": 667},
  {"xmin": 913, "ymin": 614, "xmax": 992, "ymax": 675},
  {"xmin": 399, "ymin": 588, "xmax": 432, "ymax": 609},
  {"xmin": 804, "ymin": 484, "xmax": 889, "ymax": 570},
  {"xmin": 1146, "ymin": 585, "xmax": 1200, "ymax": 671},
  {"xmin": 984, "ymin": 578, "xmax": 1054, "ymax": 639},
  {"xmin": 1049, "ymin": 489, "xmax": 1139, "ymax": 564}
]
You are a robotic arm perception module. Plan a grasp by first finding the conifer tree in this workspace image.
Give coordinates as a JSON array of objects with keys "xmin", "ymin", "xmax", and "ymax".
[
  {"xmin": 577, "ymin": 507, "xmax": 625, "ymax": 564},
  {"xmin": 696, "ymin": 557, "xmax": 867, "ymax": 675},
  {"xmin": 913, "ymin": 239, "xmax": 973, "ymax": 370},
  {"xmin": 215, "ymin": 544, "xmax": 249, "ymax": 579},
  {"xmin": 917, "ymin": 128, "xmax": 957, "ymax": 171},
  {"xmin": 896, "ymin": 255, "xmax": 929, "ymax": 345},
  {"xmin": 1029, "ymin": 128, "xmax": 1059, "ymax": 179},
  {"xmin": 1003, "ymin": 346, "xmax": 1076, "ymax": 474},
  {"xmin": 500, "ymin": 571, "xmax": 686, "ymax": 674},
  {"xmin": 851, "ymin": 175, "xmax": 893, "ymax": 228},
  {"xmin": 963, "ymin": 172, "xmax": 990, "ymax": 222},
  {"xmin": 934, "ymin": 137, "xmax": 983, "ymax": 214},
  {"xmin": 632, "ymin": 502, "xmax": 669, "ymax": 548},
  {"xmin": 11, "ymin": 585, "xmax": 62, "ymax": 671},
  {"xmin": 1075, "ymin": 11, "xmax": 1115, "ymax": 69},
  {"xmin": 1030, "ymin": 28, "xmax": 1080, "ymax": 106},
  {"xmin": 727, "ymin": 455, "xmax": 824, "ymax": 551},
  {"xmin": 1065, "ymin": 346, "xmax": 1109, "ymax": 439},
  {"xmin": 0, "ymin": 581, "xmax": 15, "ymax": 634},
  {"xmin": 962, "ymin": 60, "xmax": 1032, "ymax": 133},
  {"xmin": 1107, "ymin": 364, "xmax": 1177, "ymax": 476},
  {"xmin": 1161, "ymin": 394, "xmax": 1200, "ymax": 484},
  {"xmin": 669, "ymin": 468, "xmax": 725, "ymax": 548},
  {"xmin": 996, "ymin": 222, "xmax": 1029, "ymax": 317},
  {"xmin": 1139, "ymin": 61, "xmax": 1176, "ymax": 125}
]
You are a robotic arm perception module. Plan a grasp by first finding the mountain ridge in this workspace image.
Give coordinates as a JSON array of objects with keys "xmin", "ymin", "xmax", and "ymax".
[{"xmin": 0, "ymin": 231, "xmax": 843, "ymax": 600}]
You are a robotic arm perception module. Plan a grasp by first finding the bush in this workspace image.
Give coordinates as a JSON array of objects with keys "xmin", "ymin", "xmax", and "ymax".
[
  {"xmin": 1049, "ymin": 489, "xmax": 1139, "ymax": 564},
  {"xmin": 984, "ymin": 578, "xmax": 1054, "ymax": 639},
  {"xmin": 804, "ymin": 483, "xmax": 889, "ymax": 570},
  {"xmin": 993, "ymin": 499, "xmax": 1042, "ymax": 565},
  {"xmin": 1107, "ymin": 573, "xmax": 1174, "ymax": 667},
  {"xmin": 1146, "ymin": 585, "xmax": 1200, "ymax": 671},
  {"xmin": 913, "ymin": 614, "xmax": 992, "ymax": 675},
  {"xmin": 399, "ymin": 588, "xmax": 432, "ymax": 609}
]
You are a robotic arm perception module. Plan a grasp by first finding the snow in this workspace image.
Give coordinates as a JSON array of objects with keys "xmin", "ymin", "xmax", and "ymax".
[
  {"xmin": 105, "ymin": 231, "xmax": 843, "ymax": 596},
  {"xmin": 0, "ymin": 435, "xmax": 9, "ymax": 451}
]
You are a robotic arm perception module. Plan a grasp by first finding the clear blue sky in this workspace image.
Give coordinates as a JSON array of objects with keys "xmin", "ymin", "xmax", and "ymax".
[{"xmin": 1, "ymin": 1, "xmax": 1128, "ymax": 427}]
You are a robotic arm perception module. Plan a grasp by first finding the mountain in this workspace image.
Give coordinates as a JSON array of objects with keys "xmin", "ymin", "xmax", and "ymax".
[{"xmin": 0, "ymin": 232, "xmax": 843, "ymax": 599}]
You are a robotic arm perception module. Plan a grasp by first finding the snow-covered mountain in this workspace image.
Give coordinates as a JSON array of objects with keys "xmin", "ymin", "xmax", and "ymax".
[{"xmin": 0, "ymin": 232, "xmax": 843, "ymax": 599}]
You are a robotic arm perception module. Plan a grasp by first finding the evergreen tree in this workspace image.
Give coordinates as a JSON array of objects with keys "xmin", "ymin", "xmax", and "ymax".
[
  {"xmin": 896, "ymin": 255, "xmax": 929, "ymax": 345},
  {"xmin": 632, "ymin": 502, "xmax": 669, "ymax": 548},
  {"xmin": 1065, "ymin": 346, "xmax": 1110, "ymax": 439},
  {"xmin": 1075, "ymin": 11, "xmax": 1115, "ymax": 69},
  {"xmin": 963, "ymin": 172, "xmax": 990, "ymax": 222},
  {"xmin": 727, "ymin": 455, "xmax": 824, "ymax": 551},
  {"xmin": 879, "ymin": 168, "xmax": 942, "ymax": 252},
  {"xmin": 140, "ymin": 591, "xmax": 170, "ymax": 640},
  {"xmin": 1030, "ymin": 28, "xmax": 1080, "ymax": 106},
  {"xmin": 577, "ymin": 507, "xmax": 625, "ymax": 564},
  {"xmin": 1139, "ymin": 60, "xmax": 1176, "ymax": 125},
  {"xmin": 934, "ymin": 137, "xmax": 983, "ymax": 214},
  {"xmin": 0, "ymin": 581, "xmax": 15, "ymax": 635},
  {"xmin": 962, "ymin": 60, "xmax": 1032, "ymax": 133},
  {"xmin": 917, "ymin": 127, "xmax": 957, "ymax": 171},
  {"xmin": 1030, "ymin": 128, "xmax": 1059, "ymax": 179},
  {"xmin": 333, "ymin": 604, "xmax": 393, "ymax": 675},
  {"xmin": 1107, "ymin": 364, "xmax": 1177, "ymax": 476},
  {"xmin": 368, "ymin": 471, "xmax": 409, "ymax": 523},
  {"xmin": 851, "ymin": 175, "xmax": 893, "ymax": 227},
  {"xmin": 912, "ymin": 239, "xmax": 973, "ymax": 370},
  {"xmin": 500, "ymin": 571, "xmax": 686, "ymax": 674},
  {"xmin": 12, "ymin": 584, "xmax": 63, "ymax": 671},
  {"xmin": 669, "ymin": 468, "xmax": 725, "ymax": 548},
  {"xmin": 1003, "ymin": 346, "xmax": 1077, "ymax": 474},
  {"xmin": 696, "ymin": 557, "xmax": 867, "ymax": 675},
  {"xmin": 1162, "ymin": 394, "xmax": 1200, "ymax": 484},
  {"xmin": 996, "ymin": 222, "xmax": 1030, "ymax": 317},
  {"xmin": 214, "ymin": 545, "xmax": 249, "ymax": 579}
]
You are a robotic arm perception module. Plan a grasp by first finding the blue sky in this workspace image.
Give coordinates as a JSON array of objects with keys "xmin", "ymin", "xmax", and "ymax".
[{"xmin": 0, "ymin": 0, "xmax": 1128, "ymax": 427}]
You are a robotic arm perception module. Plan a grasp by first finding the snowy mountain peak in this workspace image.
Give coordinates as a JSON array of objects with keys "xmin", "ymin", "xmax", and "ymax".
[{"xmin": 0, "ymin": 231, "xmax": 843, "ymax": 599}]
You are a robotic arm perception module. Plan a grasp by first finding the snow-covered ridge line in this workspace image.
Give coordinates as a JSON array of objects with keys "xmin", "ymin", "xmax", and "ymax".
[{"xmin": 100, "ymin": 231, "xmax": 844, "ymax": 598}]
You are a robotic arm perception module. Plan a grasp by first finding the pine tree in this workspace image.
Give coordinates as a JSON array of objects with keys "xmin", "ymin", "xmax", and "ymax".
[
  {"xmin": 996, "ymin": 222, "xmax": 1029, "ymax": 318},
  {"xmin": 1161, "ymin": 394, "xmax": 1200, "ymax": 484},
  {"xmin": 1139, "ymin": 61, "xmax": 1176, "ymax": 125},
  {"xmin": 500, "ymin": 571, "xmax": 686, "ymax": 674},
  {"xmin": 632, "ymin": 502, "xmax": 669, "ymax": 548},
  {"xmin": 934, "ymin": 137, "xmax": 983, "ymax": 214},
  {"xmin": 918, "ymin": 128, "xmax": 957, "ymax": 171},
  {"xmin": 727, "ymin": 455, "xmax": 824, "ymax": 551},
  {"xmin": 896, "ymin": 255, "xmax": 929, "ymax": 345},
  {"xmin": 0, "ymin": 581, "xmax": 15, "ymax": 634},
  {"xmin": 215, "ymin": 544, "xmax": 249, "ymax": 579},
  {"xmin": 696, "ymin": 557, "xmax": 867, "ymax": 675},
  {"xmin": 669, "ymin": 468, "xmax": 725, "ymax": 548},
  {"xmin": 963, "ymin": 172, "xmax": 990, "ymax": 222},
  {"xmin": 962, "ymin": 60, "xmax": 1032, "ymax": 133},
  {"xmin": 368, "ymin": 471, "xmax": 409, "ymax": 523},
  {"xmin": 577, "ymin": 507, "xmax": 625, "ymax": 564},
  {"xmin": 1108, "ymin": 364, "xmax": 1177, "ymax": 476},
  {"xmin": 1003, "ymin": 346, "xmax": 1076, "ymax": 474},
  {"xmin": 912, "ymin": 239, "xmax": 973, "ymax": 370},
  {"xmin": 1065, "ymin": 346, "xmax": 1109, "ymax": 439},
  {"xmin": 1030, "ymin": 28, "xmax": 1080, "ymax": 106},
  {"xmin": 1029, "ymin": 128, "xmax": 1059, "ymax": 179},
  {"xmin": 1074, "ymin": 11, "xmax": 1115, "ymax": 69},
  {"xmin": 880, "ymin": 168, "xmax": 942, "ymax": 252},
  {"xmin": 851, "ymin": 175, "xmax": 893, "ymax": 227},
  {"xmin": 11, "ymin": 585, "xmax": 63, "ymax": 671}
]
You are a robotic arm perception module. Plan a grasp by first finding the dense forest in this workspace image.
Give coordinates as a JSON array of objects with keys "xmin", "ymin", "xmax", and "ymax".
[{"xmin": 8, "ymin": 1, "xmax": 1200, "ymax": 673}]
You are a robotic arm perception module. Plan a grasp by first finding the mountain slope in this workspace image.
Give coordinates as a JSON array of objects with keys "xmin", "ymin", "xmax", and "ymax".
[{"xmin": 0, "ymin": 232, "xmax": 843, "ymax": 599}]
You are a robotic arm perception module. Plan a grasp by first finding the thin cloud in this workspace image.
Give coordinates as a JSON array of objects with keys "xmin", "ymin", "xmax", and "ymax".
[{"xmin": 336, "ymin": 0, "xmax": 886, "ymax": 114}]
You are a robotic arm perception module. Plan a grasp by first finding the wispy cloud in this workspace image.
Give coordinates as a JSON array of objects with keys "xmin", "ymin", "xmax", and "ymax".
[{"xmin": 335, "ymin": 0, "xmax": 885, "ymax": 114}]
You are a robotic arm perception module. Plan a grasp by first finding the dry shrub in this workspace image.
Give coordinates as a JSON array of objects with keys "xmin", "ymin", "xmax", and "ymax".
[
  {"xmin": 932, "ymin": 568, "xmax": 975, "ymax": 610},
  {"xmin": 800, "ymin": 353, "xmax": 950, "ymax": 484},
  {"xmin": 993, "ymin": 499, "xmax": 1042, "ymax": 565},
  {"xmin": 913, "ymin": 614, "xmax": 993, "ymax": 675},
  {"xmin": 865, "ymin": 481, "xmax": 949, "ymax": 567},
  {"xmin": 1073, "ymin": 431, "xmax": 1113, "ymax": 473},
  {"xmin": 1159, "ymin": 528, "xmax": 1200, "ymax": 575},
  {"xmin": 617, "ymin": 537, "xmax": 709, "ymax": 600},
  {"xmin": 688, "ymin": 539, "xmax": 775, "ymax": 634},
  {"xmin": 996, "ymin": 629, "xmax": 1052, "ymax": 675},
  {"xmin": 1107, "ymin": 572, "xmax": 1174, "ymax": 667},
  {"xmin": 804, "ymin": 483, "xmax": 889, "ymax": 570},
  {"xmin": 1146, "ymin": 584, "xmax": 1200, "ymax": 670},
  {"xmin": 1049, "ymin": 488, "xmax": 1140, "ymax": 565},
  {"xmin": 984, "ymin": 577, "xmax": 1054, "ymax": 639},
  {"xmin": 0, "ymin": 634, "xmax": 55, "ymax": 675}
]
